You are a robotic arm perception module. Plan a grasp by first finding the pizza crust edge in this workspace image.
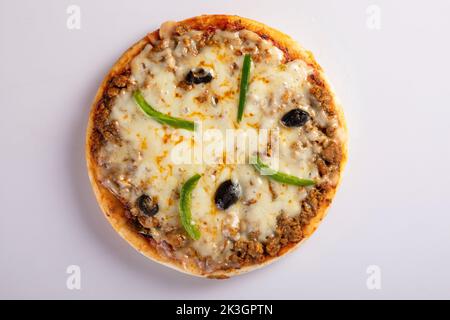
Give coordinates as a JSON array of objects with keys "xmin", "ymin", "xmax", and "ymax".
[{"xmin": 85, "ymin": 14, "xmax": 348, "ymax": 278}]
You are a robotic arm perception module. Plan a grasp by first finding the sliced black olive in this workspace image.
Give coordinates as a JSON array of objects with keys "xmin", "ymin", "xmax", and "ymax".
[
  {"xmin": 280, "ymin": 108, "xmax": 310, "ymax": 127},
  {"xmin": 185, "ymin": 68, "xmax": 213, "ymax": 84},
  {"xmin": 214, "ymin": 180, "xmax": 241, "ymax": 210},
  {"xmin": 138, "ymin": 229, "xmax": 153, "ymax": 238},
  {"xmin": 130, "ymin": 219, "xmax": 153, "ymax": 238},
  {"xmin": 136, "ymin": 194, "xmax": 159, "ymax": 216}
]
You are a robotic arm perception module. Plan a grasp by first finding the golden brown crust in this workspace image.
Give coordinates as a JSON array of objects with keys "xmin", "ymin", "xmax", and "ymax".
[{"xmin": 85, "ymin": 14, "xmax": 348, "ymax": 278}]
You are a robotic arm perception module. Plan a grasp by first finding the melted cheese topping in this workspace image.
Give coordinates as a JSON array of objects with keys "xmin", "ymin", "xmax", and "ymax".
[{"xmin": 98, "ymin": 29, "xmax": 333, "ymax": 263}]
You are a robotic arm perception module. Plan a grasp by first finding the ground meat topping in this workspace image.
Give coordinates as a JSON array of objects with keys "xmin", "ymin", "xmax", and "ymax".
[
  {"xmin": 91, "ymin": 24, "xmax": 345, "ymax": 274},
  {"xmin": 321, "ymin": 141, "xmax": 342, "ymax": 165}
]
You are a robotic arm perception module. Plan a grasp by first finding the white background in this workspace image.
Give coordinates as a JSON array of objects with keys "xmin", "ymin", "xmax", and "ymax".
[{"xmin": 1, "ymin": 0, "xmax": 450, "ymax": 299}]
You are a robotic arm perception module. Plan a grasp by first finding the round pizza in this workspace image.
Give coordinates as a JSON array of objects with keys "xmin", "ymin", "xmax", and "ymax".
[{"xmin": 86, "ymin": 15, "xmax": 347, "ymax": 278}]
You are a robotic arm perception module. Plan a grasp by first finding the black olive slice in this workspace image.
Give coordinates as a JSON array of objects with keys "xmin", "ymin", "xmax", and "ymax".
[
  {"xmin": 136, "ymin": 194, "xmax": 159, "ymax": 216},
  {"xmin": 185, "ymin": 68, "xmax": 213, "ymax": 84},
  {"xmin": 280, "ymin": 108, "xmax": 310, "ymax": 127},
  {"xmin": 214, "ymin": 180, "xmax": 241, "ymax": 210},
  {"xmin": 130, "ymin": 219, "xmax": 153, "ymax": 238}
]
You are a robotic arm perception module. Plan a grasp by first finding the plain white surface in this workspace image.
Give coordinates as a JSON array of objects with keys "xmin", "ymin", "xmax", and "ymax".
[{"xmin": 1, "ymin": 0, "xmax": 450, "ymax": 299}]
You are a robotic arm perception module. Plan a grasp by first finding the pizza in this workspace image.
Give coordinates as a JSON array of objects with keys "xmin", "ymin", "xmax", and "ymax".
[{"xmin": 86, "ymin": 15, "xmax": 347, "ymax": 278}]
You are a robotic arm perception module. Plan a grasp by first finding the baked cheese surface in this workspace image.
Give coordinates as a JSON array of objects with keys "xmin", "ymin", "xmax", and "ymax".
[{"xmin": 93, "ymin": 23, "xmax": 344, "ymax": 273}]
